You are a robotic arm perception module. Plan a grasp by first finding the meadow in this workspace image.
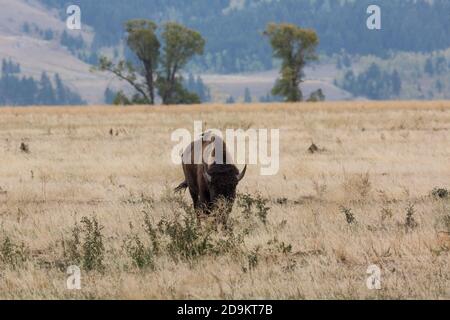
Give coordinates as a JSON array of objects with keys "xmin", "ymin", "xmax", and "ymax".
[{"xmin": 0, "ymin": 101, "xmax": 449, "ymax": 299}]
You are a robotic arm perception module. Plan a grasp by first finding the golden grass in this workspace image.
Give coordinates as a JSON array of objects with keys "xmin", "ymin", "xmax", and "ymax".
[{"xmin": 0, "ymin": 101, "xmax": 449, "ymax": 299}]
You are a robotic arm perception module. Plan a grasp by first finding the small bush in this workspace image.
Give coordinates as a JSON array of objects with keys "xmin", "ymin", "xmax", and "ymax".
[
  {"xmin": 266, "ymin": 237, "xmax": 292, "ymax": 255},
  {"xmin": 308, "ymin": 143, "xmax": 319, "ymax": 154},
  {"xmin": 123, "ymin": 208, "xmax": 162, "ymax": 270},
  {"xmin": 275, "ymin": 197, "xmax": 288, "ymax": 205},
  {"xmin": 340, "ymin": 206, "xmax": 356, "ymax": 224},
  {"xmin": 237, "ymin": 193, "xmax": 270, "ymax": 225},
  {"xmin": 123, "ymin": 232, "xmax": 155, "ymax": 270},
  {"xmin": 80, "ymin": 217, "xmax": 105, "ymax": 271},
  {"xmin": 378, "ymin": 190, "xmax": 394, "ymax": 223},
  {"xmin": 431, "ymin": 188, "xmax": 449, "ymax": 199},
  {"xmin": 161, "ymin": 207, "xmax": 214, "ymax": 261},
  {"xmin": 129, "ymin": 204, "xmax": 244, "ymax": 264},
  {"xmin": 124, "ymin": 192, "xmax": 155, "ymax": 206},
  {"xmin": 241, "ymin": 238, "xmax": 295, "ymax": 273},
  {"xmin": 143, "ymin": 209, "xmax": 161, "ymax": 255},
  {"xmin": 65, "ymin": 222, "xmax": 82, "ymax": 264},
  {"xmin": 380, "ymin": 206, "xmax": 393, "ymax": 222},
  {"xmin": 405, "ymin": 203, "xmax": 418, "ymax": 231},
  {"xmin": 20, "ymin": 142, "xmax": 29, "ymax": 153},
  {"xmin": 64, "ymin": 216, "xmax": 105, "ymax": 271},
  {"xmin": 343, "ymin": 172, "xmax": 372, "ymax": 199},
  {"xmin": 244, "ymin": 246, "xmax": 260, "ymax": 272},
  {"xmin": 0, "ymin": 236, "xmax": 28, "ymax": 269}
]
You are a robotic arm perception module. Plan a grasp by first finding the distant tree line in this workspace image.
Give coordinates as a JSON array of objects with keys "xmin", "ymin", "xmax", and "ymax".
[
  {"xmin": 40, "ymin": 0, "xmax": 450, "ymax": 73},
  {"xmin": 0, "ymin": 59, "xmax": 85, "ymax": 106},
  {"xmin": 338, "ymin": 63, "xmax": 402, "ymax": 100},
  {"xmin": 424, "ymin": 56, "xmax": 449, "ymax": 76},
  {"xmin": 2, "ymin": 58, "xmax": 21, "ymax": 74},
  {"xmin": 184, "ymin": 74, "xmax": 211, "ymax": 103},
  {"xmin": 60, "ymin": 30, "xmax": 85, "ymax": 53},
  {"xmin": 21, "ymin": 22, "xmax": 55, "ymax": 41}
]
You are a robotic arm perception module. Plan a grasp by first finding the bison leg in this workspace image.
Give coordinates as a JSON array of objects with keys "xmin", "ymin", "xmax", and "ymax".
[
  {"xmin": 188, "ymin": 187, "xmax": 200, "ymax": 209},
  {"xmin": 198, "ymin": 189, "xmax": 212, "ymax": 213},
  {"xmin": 189, "ymin": 188, "xmax": 208, "ymax": 225}
]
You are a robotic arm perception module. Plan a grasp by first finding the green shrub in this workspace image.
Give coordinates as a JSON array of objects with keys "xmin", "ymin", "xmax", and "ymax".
[
  {"xmin": 126, "ymin": 202, "xmax": 245, "ymax": 264},
  {"xmin": 123, "ymin": 232, "xmax": 155, "ymax": 270},
  {"xmin": 159, "ymin": 206, "xmax": 215, "ymax": 261},
  {"xmin": 266, "ymin": 237, "xmax": 292, "ymax": 255},
  {"xmin": 237, "ymin": 193, "xmax": 270, "ymax": 225},
  {"xmin": 431, "ymin": 188, "xmax": 449, "ymax": 199},
  {"xmin": 64, "ymin": 216, "xmax": 105, "ymax": 271},
  {"xmin": 405, "ymin": 203, "xmax": 418, "ymax": 231},
  {"xmin": 0, "ymin": 236, "xmax": 28, "ymax": 269},
  {"xmin": 244, "ymin": 246, "xmax": 260, "ymax": 272},
  {"xmin": 340, "ymin": 206, "xmax": 356, "ymax": 224}
]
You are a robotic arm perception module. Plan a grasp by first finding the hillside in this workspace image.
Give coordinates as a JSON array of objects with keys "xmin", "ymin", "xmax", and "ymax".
[
  {"xmin": 0, "ymin": 0, "xmax": 351, "ymax": 104},
  {"xmin": 202, "ymin": 65, "xmax": 355, "ymax": 102},
  {"xmin": 0, "ymin": 0, "xmax": 119, "ymax": 104},
  {"xmin": 39, "ymin": 0, "xmax": 450, "ymax": 73},
  {"xmin": 1, "ymin": 0, "xmax": 449, "ymax": 104}
]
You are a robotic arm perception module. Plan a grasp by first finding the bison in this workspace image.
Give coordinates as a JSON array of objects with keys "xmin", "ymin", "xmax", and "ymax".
[{"xmin": 174, "ymin": 132, "xmax": 247, "ymax": 216}]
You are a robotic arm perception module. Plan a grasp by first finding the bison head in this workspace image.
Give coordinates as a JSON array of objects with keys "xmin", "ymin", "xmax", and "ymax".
[{"xmin": 202, "ymin": 164, "xmax": 247, "ymax": 211}]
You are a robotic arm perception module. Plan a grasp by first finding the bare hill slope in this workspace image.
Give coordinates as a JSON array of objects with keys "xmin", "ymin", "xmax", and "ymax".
[{"xmin": 0, "ymin": 0, "xmax": 116, "ymax": 104}]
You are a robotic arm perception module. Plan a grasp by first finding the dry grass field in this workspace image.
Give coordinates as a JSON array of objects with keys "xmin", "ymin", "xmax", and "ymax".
[{"xmin": 0, "ymin": 101, "xmax": 449, "ymax": 299}]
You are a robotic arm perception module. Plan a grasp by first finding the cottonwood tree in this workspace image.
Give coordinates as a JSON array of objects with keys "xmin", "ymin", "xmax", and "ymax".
[
  {"xmin": 96, "ymin": 20, "xmax": 159, "ymax": 104},
  {"xmin": 95, "ymin": 20, "xmax": 204, "ymax": 105},
  {"xmin": 125, "ymin": 20, "xmax": 160, "ymax": 104},
  {"xmin": 264, "ymin": 23, "xmax": 319, "ymax": 102},
  {"xmin": 157, "ymin": 22, "xmax": 205, "ymax": 105}
]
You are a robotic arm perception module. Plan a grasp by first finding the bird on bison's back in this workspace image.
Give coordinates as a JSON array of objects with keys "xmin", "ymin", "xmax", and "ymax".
[{"xmin": 174, "ymin": 133, "xmax": 247, "ymax": 216}]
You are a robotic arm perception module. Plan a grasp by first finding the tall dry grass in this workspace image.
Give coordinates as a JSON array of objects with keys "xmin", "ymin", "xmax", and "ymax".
[{"xmin": 0, "ymin": 101, "xmax": 449, "ymax": 299}]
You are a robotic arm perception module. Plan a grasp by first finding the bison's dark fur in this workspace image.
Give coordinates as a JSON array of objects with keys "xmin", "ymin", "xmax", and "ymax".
[{"xmin": 175, "ymin": 133, "xmax": 246, "ymax": 215}]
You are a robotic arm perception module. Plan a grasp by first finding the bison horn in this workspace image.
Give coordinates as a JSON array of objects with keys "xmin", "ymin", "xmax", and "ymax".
[
  {"xmin": 203, "ymin": 166, "xmax": 212, "ymax": 183},
  {"xmin": 236, "ymin": 165, "xmax": 247, "ymax": 182}
]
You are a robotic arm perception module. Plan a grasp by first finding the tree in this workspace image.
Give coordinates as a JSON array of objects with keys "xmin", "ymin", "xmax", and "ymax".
[
  {"xmin": 97, "ymin": 57, "xmax": 150, "ymax": 104},
  {"xmin": 425, "ymin": 58, "xmax": 434, "ymax": 75},
  {"xmin": 338, "ymin": 63, "xmax": 403, "ymax": 100},
  {"xmin": 435, "ymin": 79, "xmax": 444, "ymax": 93},
  {"xmin": 95, "ymin": 20, "xmax": 159, "ymax": 104},
  {"xmin": 113, "ymin": 91, "xmax": 132, "ymax": 105},
  {"xmin": 197, "ymin": 76, "xmax": 211, "ymax": 102},
  {"xmin": 0, "ymin": 59, "xmax": 84, "ymax": 106},
  {"xmin": 184, "ymin": 74, "xmax": 211, "ymax": 103},
  {"xmin": 60, "ymin": 30, "xmax": 85, "ymax": 53},
  {"xmin": 264, "ymin": 23, "xmax": 319, "ymax": 102},
  {"xmin": 391, "ymin": 70, "xmax": 402, "ymax": 96},
  {"xmin": 22, "ymin": 22, "xmax": 30, "ymax": 34},
  {"xmin": 2, "ymin": 58, "xmax": 21, "ymax": 75},
  {"xmin": 125, "ymin": 20, "xmax": 160, "ymax": 104},
  {"xmin": 435, "ymin": 56, "xmax": 447, "ymax": 75},
  {"xmin": 157, "ymin": 22, "xmax": 205, "ymax": 104},
  {"xmin": 307, "ymin": 89, "xmax": 325, "ymax": 102},
  {"xmin": 37, "ymin": 72, "xmax": 56, "ymax": 105},
  {"xmin": 104, "ymin": 87, "xmax": 116, "ymax": 104},
  {"xmin": 51, "ymin": 73, "xmax": 85, "ymax": 105},
  {"xmin": 244, "ymin": 87, "xmax": 252, "ymax": 103},
  {"xmin": 226, "ymin": 95, "xmax": 235, "ymax": 104},
  {"xmin": 54, "ymin": 73, "xmax": 66, "ymax": 104},
  {"xmin": 95, "ymin": 20, "xmax": 204, "ymax": 105}
]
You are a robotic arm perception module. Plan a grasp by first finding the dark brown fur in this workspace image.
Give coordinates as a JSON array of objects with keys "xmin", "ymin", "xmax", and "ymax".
[{"xmin": 175, "ymin": 135, "xmax": 246, "ymax": 214}]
